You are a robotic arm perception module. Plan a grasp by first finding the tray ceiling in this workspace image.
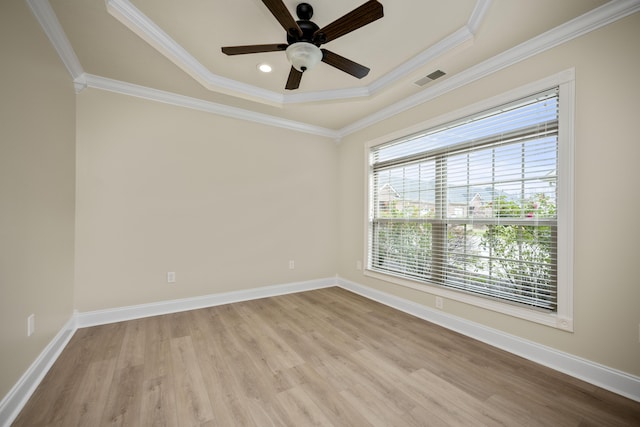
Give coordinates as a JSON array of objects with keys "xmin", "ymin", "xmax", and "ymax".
[{"xmin": 29, "ymin": 0, "xmax": 638, "ymax": 137}]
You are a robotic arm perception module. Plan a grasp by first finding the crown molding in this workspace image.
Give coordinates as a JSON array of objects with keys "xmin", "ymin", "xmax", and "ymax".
[
  {"xmin": 282, "ymin": 86, "xmax": 372, "ymax": 105},
  {"xmin": 366, "ymin": 0, "xmax": 490, "ymax": 97},
  {"xmin": 30, "ymin": 0, "xmax": 640, "ymax": 140},
  {"xmin": 368, "ymin": 26, "xmax": 474, "ymax": 97},
  {"xmin": 105, "ymin": 0, "xmax": 285, "ymax": 106},
  {"xmin": 26, "ymin": 0, "xmax": 84, "ymax": 80},
  {"xmin": 105, "ymin": 0, "xmax": 489, "ymax": 106},
  {"xmin": 336, "ymin": 0, "xmax": 640, "ymax": 139},
  {"xmin": 78, "ymin": 74, "xmax": 340, "ymax": 139},
  {"xmin": 280, "ymin": 25, "xmax": 473, "ymax": 105},
  {"xmin": 467, "ymin": 0, "xmax": 492, "ymax": 33}
]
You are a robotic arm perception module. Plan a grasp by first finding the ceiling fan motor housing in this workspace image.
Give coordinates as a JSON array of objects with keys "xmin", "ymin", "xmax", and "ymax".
[
  {"xmin": 286, "ymin": 3, "xmax": 325, "ymax": 46},
  {"xmin": 287, "ymin": 20, "xmax": 320, "ymax": 44},
  {"xmin": 220, "ymin": 0, "xmax": 383, "ymax": 89}
]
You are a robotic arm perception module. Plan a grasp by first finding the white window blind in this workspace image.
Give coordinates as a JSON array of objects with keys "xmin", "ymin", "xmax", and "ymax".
[{"xmin": 369, "ymin": 88, "xmax": 559, "ymax": 311}]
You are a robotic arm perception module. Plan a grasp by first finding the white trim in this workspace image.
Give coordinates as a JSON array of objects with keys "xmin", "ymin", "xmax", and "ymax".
[
  {"xmin": 26, "ymin": 0, "xmax": 84, "ymax": 80},
  {"xmin": 2, "ymin": 275, "xmax": 638, "ymax": 426},
  {"xmin": 336, "ymin": 277, "xmax": 640, "ymax": 403},
  {"xmin": 0, "ymin": 278, "xmax": 336, "ymax": 425},
  {"xmin": 363, "ymin": 69, "xmax": 575, "ymax": 331},
  {"xmin": 467, "ymin": 0, "xmax": 492, "ymax": 34},
  {"xmin": 366, "ymin": 26, "xmax": 474, "ymax": 97},
  {"xmin": 282, "ymin": 87, "xmax": 372, "ymax": 105},
  {"xmin": 79, "ymin": 74, "xmax": 340, "ymax": 140},
  {"xmin": 105, "ymin": 0, "xmax": 284, "ymax": 107},
  {"xmin": 336, "ymin": 0, "xmax": 640, "ymax": 139},
  {"xmin": 105, "ymin": 0, "xmax": 489, "ymax": 106},
  {"xmin": 28, "ymin": 0, "xmax": 640, "ymax": 138},
  {"xmin": 0, "ymin": 315, "xmax": 77, "ymax": 427},
  {"xmin": 556, "ymin": 76, "xmax": 576, "ymax": 331},
  {"xmin": 362, "ymin": 69, "xmax": 576, "ymax": 149},
  {"xmin": 363, "ymin": 269, "xmax": 570, "ymax": 329},
  {"xmin": 75, "ymin": 278, "xmax": 335, "ymax": 328}
]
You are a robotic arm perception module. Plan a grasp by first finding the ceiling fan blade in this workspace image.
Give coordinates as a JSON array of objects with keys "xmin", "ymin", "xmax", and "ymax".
[
  {"xmin": 321, "ymin": 49, "xmax": 370, "ymax": 79},
  {"xmin": 314, "ymin": 0, "xmax": 383, "ymax": 44},
  {"xmin": 221, "ymin": 44, "xmax": 287, "ymax": 55},
  {"xmin": 285, "ymin": 67, "xmax": 303, "ymax": 90},
  {"xmin": 262, "ymin": 0, "xmax": 302, "ymax": 37}
]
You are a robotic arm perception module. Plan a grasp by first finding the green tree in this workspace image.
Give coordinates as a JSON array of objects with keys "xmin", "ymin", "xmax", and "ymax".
[
  {"xmin": 374, "ymin": 193, "xmax": 556, "ymax": 310},
  {"xmin": 375, "ymin": 203, "xmax": 432, "ymax": 278},
  {"xmin": 480, "ymin": 194, "xmax": 556, "ymax": 308}
]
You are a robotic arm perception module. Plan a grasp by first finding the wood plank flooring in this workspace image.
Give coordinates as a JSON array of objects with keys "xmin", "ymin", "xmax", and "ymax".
[{"xmin": 13, "ymin": 287, "xmax": 640, "ymax": 426}]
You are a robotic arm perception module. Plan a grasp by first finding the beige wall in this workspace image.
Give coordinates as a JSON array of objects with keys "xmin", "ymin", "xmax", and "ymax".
[
  {"xmin": 74, "ymin": 90, "xmax": 338, "ymax": 311},
  {"xmin": 0, "ymin": 1, "xmax": 76, "ymax": 399},
  {"xmin": 2, "ymin": 0, "xmax": 639, "ymax": 405},
  {"xmin": 338, "ymin": 12, "xmax": 640, "ymax": 377}
]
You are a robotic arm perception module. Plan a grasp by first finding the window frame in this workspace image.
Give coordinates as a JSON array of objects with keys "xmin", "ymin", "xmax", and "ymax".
[{"xmin": 364, "ymin": 70, "xmax": 575, "ymax": 331}]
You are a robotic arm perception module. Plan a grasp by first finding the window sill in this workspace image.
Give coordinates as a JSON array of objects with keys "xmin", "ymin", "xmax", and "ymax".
[{"xmin": 364, "ymin": 268, "xmax": 574, "ymax": 332}]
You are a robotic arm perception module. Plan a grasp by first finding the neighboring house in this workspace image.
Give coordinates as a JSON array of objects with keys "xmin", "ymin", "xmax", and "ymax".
[{"xmin": 378, "ymin": 182, "xmax": 496, "ymax": 219}]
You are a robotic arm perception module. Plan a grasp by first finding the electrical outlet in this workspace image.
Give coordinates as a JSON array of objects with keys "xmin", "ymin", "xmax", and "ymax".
[
  {"xmin": 167, "ymin": 272, "xmax": 176, "ymax": 283},
  {"xmin": 289, "ymin": 260, "xmax": 295, "ymax": 269},
  {"xmin": 435, "ymin": 297, "xmax": 444, "ymax": 310},
  {"xmin": 27, "ymin": 314, "xmax": 35, "ymax": 337}
]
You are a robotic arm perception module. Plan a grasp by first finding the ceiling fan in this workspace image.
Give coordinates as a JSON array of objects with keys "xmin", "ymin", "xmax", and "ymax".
[{"xmin": 221, "ymin": 0, "xmax": 384, "ymax": 90}]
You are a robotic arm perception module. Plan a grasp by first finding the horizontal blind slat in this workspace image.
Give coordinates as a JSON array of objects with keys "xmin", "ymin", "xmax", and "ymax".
[{"xmin": 370, "ymin": 87, "xmax": 559, "ymax": 311}]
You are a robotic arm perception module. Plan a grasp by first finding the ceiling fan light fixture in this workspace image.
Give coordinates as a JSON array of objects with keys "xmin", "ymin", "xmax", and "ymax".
[
  {"xmin": 220, "ymin": 0, "xmax": 384, "ymax": 89},
  {"xmin": 285, "ymin": 42, "xmax": 322, "ymax": 72}
]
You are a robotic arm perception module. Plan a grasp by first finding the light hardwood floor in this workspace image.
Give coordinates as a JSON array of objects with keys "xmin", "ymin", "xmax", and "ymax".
[{"xmin": 13, "ymin": 287, "xmax": 640, "ymax": 426}]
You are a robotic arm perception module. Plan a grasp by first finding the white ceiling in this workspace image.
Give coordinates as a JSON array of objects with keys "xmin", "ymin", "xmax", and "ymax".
[{"xmin": 31, "ymin": 0, "xmax": 640, "ymax": 138}]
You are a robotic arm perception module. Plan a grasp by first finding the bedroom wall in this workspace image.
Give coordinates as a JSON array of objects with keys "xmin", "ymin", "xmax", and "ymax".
[
  {"xmin": 0, "ymin": 1, "xmax": 76, "ymax": 400},
  {"xmin": 337, "ymin": 12, "xmax": 640, "ymax": 377},
  {"xmin": 74, "ymin": 90, "xmax": 338, "ymax": 311}
]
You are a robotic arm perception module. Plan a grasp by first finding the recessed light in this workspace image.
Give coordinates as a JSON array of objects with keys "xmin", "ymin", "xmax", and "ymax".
[{"xmin": 258, "ymin": 63, "xmax": 272, "ymax": 73}]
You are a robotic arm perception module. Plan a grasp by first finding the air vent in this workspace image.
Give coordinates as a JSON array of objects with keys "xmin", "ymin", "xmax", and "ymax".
[{"xmin": 414, "ymin": 70, "xmax": 446, "ymax": 87}]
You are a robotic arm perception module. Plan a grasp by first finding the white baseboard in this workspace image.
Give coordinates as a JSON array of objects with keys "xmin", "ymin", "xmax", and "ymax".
[
  {"xmin": 0, "ymin": 315, "xmax": 77, "ymax": 427},
  {"xmin": 336, "ymin": 276, "xmax": 640, "ymax": 403},
  {"xmin": 76, "ymin": 277, "xmax": 336, "ymax": 328},
  {"xmin": 0, "ymin": 277, "xmax": 335, "ymax": 426},
  {"xmin": 3, "ymin": 275, "xmax": 637, "ymax": 427}
]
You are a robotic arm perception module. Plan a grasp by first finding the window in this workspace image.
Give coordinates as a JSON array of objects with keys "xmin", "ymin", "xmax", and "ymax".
[{"xmin": 366, "ymin": 72, "xmax": 574, "ymax": 330}]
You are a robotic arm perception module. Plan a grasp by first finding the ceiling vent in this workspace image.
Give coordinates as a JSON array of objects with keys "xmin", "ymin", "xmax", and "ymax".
[{"xmin": 414, "ymin": 70, "xmax": 446, "ymax": 87}]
